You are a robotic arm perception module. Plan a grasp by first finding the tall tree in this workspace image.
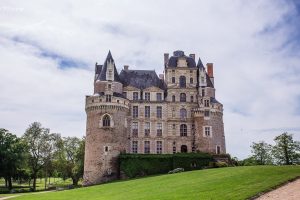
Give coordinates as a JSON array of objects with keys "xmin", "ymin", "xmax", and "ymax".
[
  {"xmin": 0, "ymin": 128, "xmax": 25, "ymax": 190},
  {"xmin": 251, "ymin": 141, "xmax": 273, "ymax": 165},
  {"xmin": 56, "ymin": 137, "xmax": 85, "ymax": 185},
  {"xmin": 22, "ymin": 122, "xmax": 56, "ymax": 191},
  {"xmin": 272, "ymin": 132, "xmax": 300, "ymax": 165}
]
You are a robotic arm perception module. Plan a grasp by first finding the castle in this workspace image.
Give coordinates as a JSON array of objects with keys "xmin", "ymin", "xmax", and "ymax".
[{"xmin": 83, "ymin": 50, "xmax": 226, "ymax": 185}]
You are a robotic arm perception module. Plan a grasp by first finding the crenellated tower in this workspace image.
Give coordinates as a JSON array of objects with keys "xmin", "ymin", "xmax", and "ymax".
[{"xmin": 83, "ymin": 51, "xmax": 130, "ymax": 186}]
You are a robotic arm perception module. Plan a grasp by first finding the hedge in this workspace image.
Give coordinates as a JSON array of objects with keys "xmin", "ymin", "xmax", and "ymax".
[{"xmin": 119, "ymin": 153, "xmax": 214, "ymax": 178}]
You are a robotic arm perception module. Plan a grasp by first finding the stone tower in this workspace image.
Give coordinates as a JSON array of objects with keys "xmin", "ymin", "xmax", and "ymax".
[{"xmin": 83, "ymin": 51, "xmax": 130, "ymax": 185}]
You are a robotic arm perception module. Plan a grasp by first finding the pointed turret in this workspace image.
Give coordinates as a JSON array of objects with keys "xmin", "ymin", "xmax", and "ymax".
[
  {"xmin": 197, "ymin": 58, "xmax": 205, "ymax": 69},
  {"xmin": 97, "ymin": 51, "xmax": 121, "ymax": 82}
]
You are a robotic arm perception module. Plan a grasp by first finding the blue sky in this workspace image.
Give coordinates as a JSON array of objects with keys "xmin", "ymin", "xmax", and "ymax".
[{"xmin": 0, "ymin": 0, "xmax": 300, "ymax": 159}]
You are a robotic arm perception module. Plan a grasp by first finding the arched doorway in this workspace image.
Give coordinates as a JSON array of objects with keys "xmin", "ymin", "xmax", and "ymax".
[{"xmin": 181, "ymin": 145, "xmax": 187, "ymax": 153}]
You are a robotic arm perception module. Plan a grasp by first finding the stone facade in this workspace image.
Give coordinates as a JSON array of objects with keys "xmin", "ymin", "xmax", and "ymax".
[{"xmin": 83, "ymin": 50, "xmax": 226, "ymax": 186}]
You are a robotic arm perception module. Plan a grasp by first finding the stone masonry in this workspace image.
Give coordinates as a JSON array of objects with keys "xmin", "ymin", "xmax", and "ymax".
[{"xmin": 83, "ymin": 50, "xmax": 226, "ymax": 185}]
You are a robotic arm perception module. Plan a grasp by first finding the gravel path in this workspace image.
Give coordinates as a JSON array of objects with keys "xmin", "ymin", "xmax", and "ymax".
[{"xmin": 256, "ymin": 178, "xmax": 300, "ymax": 200}]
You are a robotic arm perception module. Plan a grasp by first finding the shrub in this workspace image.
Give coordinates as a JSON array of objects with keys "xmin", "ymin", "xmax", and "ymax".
[
  {"xmin": 119, "ymin": 153, "xmax": 213, "ymax": 178},
  {"xmin": 215, "ymin": 161, "xmax": 228, "ymax": 168}
]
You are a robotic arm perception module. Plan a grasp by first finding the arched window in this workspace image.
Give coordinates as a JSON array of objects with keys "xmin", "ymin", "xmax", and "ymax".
[
  {"xmin": 103, "ymin": 115, "xmax": 111, "ymax": 127},
  {"xmin": 180, "ymin": 108, "xmax": 187, "ymax": 120},
  {"xmin": 180, "ymin": 124, "xmax": 187, "ymax": 136},
  {"xmin": 172, "ymin": 95, "xmax": 175, "ymax": 102},
  {"xmin": 190, "ymin": 77, "xmax": 193, "ymax": 84},
  {"xmin": 180, "ymin": 93, "xmax": 186, "ymax": 102},
  {"xmin": 181, "ymin": 145, "xmax": 187, "ymax": 153},
  {"xmin": 179, "ymin": 76, "xmax": 186, "ymax": 88},
  {"xmin": 216, "ymin": 146, "xmax": 221, "ymax": 154}
]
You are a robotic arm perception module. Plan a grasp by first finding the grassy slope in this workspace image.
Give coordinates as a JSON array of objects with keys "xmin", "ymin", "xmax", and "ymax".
[{"xmin": 13, "ymin": 166, "xmax": 300, "ymax": 200}]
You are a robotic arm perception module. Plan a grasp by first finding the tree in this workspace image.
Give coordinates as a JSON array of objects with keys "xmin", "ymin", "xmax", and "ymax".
[
  {"xmin": 22, "ymin": 122, "xmax": 56, "ymax": 191},
  {"xmin": 272, "ymin": 132, "xmax": 300, "ymax": 165},
  {"xmin": 251, "ymin": 141, "xmax": 273, "ymax": 165},
  {"xmin": 56, "ymin": 137, "xmax": 85, "ymax": 185},
  {"xmin": 0, "ymin": 128, "xmax": 26, "ymax": 190}
]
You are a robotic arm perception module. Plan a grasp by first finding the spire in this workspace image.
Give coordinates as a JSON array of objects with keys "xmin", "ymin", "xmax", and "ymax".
[
  {"xmin": 97, "ymin": 50, "xmax": 122, "ymax": 82},
  {"xmin": 197, "ymin": 58, "xmax": 205, "ymax": 69},
  {"xmin": 105, "ymin": 50, "xmax": 113, "ymax": 62}
]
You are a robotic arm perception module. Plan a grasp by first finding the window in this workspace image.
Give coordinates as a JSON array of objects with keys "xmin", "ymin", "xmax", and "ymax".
[
  {"xmin": 181, "ymin": 145, "xmax": 187, "ymax": 153},
  {"xmin": 132, "ymin": 141, "xmax": 138, "ymax": 153},
  {"xmin": 132, "ymin": 122, "xmax": 138, "ymax": 137},
  {"xmin": 180, "ymin": 93, "xmax": 186, "ymax": 102},
  {"xmin": 156, "ymin": 93, "xmax": 162, "ymax": 101},
  {"xmin": 145, "ymin": 106, "xmax": 150, "ymax": 118},
  {"xmin": 204, "ymin": 99, "xmax": 210, "ymax": 107},
  {"xmin": 144, "ymin": 141, "xmax": 150, "ymax": 154},
  {"xmin": 157, "ymin": 123, "xmax": 162, "ymax": 136},
  {"xmin": 191, "ymin": 96, "xmax": 194, "ymax": 102},
  {"xmin": 204, "ymin": 110, "xmax": 210, "ymax": 117},
  {"xmin": 204, "ymin": 126, "xmax": 211, "ymax": 137},
  {"xmin": 103, "ymin": 115, "xmax": 110, "ymax": 127},
  {"xmin": 156, "ymin": 141, "xmax": 162, "ymax": 154},
  {"xmin": 180, "ymin": 108, "xmax": 187, "ymax": 120},
  {"xmin": 105, "ymin": 146, "xmax": 109, "ymax": 152},
  {"xmin": 172, "ymin": 108, "xmax": 175, "ymax": 118},
  {"xmin": 180, "ymin": 124, "xmax": 187, "ymax": 136},
  {"xmin": 145, "ymin": 92, "xmax": 150, "ymax": 101},
  {"xmin": 108, "ymin": 84, "xmax": 111, "ymax": 89},
  {"xmin": 172, "ymin": 124, "xmax": 176, "ymax": 129},
  {"xmin": 144, "ymin": 122, "xmax": 150, "ymax": 137},
  {"xmin": 173, "ymin": 146, "xmax": 176, "ymax": 154},
  {"xmin": 179, "ymin": 76, "xmax": 186, "ymax": 88},
  {"xmin": 106, "ymin": 95, "xmax": 111, "ymax": 102},
  {"xmin": 123, "ymin": 92, "xmax": 127, "ymax": 98},
  {"xmin": 202, "ymin": 89, "xmax": 205, "ymax": 97},
  {"xmin": 201, "ymin": 76, "xmax": 205, "ymax": 83},
  {"xmin": 190, "ymin": 77, "xmax": 193, "ymax": 84},
  {"xmin": 133, "ymin": 92, "xmax": 139, "ymax": 100},
  {"xmin": 172, "ymin": 77, "xmax": 175, "ymax": 83},
  {"xmin": 172, "ymin": 95, "xmax": 175, "ymax": 102},
  {"xmin": 216, "ymin": 146, "xmax": 221, "ymax": 154},
  {"xmin": 157, "ymin": 106, "xmax": 162, "ymax": 118},
  {"xmin": 133, "ymin": 106, "xmax": 138, "ymax": 118}
]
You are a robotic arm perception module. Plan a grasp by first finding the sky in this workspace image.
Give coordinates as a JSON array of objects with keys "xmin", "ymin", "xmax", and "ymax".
[{"xmin": 0, "ymin": 0, "xmax": 300, "ymax": 159}]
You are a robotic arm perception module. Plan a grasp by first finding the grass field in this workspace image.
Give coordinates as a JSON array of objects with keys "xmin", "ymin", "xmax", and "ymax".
[{"xmin": 9, "ymin": 165, "xmax": 300, "ymax": 200}]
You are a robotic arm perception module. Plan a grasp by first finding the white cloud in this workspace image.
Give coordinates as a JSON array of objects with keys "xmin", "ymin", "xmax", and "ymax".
[{"xmin": 0, "ymin": 0, "xmax": 300, "ymax": 159}]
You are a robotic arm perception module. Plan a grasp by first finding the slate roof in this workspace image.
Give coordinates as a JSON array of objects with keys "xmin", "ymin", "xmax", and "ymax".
[
  {"xmin": 210, "ymin": 97, "xmax": 221, "ymax": 104},
  {"xmin": 119, "ymin": 69, "xmax": 165, "ymax": 90},
  {"xmin": 97, "ymin": 51, "xmax": 122, "ymax": 83},
  {"xmin": 95, "ymin": 63, "xmax": 102, "ymax": 74},
  {"xmin": 197, "ymin": 58, "xmax": 205, "ymax": 69},
  {"xmin": 167, "ymin": 50, "xmax": 196, "ymax": 68}
]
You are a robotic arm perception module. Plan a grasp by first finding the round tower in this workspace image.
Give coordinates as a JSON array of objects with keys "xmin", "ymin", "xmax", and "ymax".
[{"xmin": 83, "ymin": 51, "xmax": 130, "ymax": 185}]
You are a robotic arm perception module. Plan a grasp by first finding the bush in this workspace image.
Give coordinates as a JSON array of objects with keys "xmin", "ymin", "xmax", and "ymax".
[
  {"xmin": 215, "ymin": 161, "xmax": 228, "ymax": 168},
  {"xmin": 119, "ymin": 153, "xmax": 213, "ymax": 178}
]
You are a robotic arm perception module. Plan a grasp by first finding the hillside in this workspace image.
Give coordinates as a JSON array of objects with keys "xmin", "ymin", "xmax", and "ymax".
[{"xmin": 13, "ymin": 166, "xmax": 300, "ymax": 200}]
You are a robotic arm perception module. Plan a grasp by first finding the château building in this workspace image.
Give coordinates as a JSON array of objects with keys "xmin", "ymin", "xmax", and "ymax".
[{"xmin": 83, "ymin": 50, "xmax": 226, "ymax": 185}]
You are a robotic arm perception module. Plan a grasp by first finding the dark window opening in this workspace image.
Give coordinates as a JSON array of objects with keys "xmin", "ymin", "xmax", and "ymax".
[
  {"xmin": 181, "ymin": 145, "xmax": 188, "ymax": 153},
  {"xmin": 103, "ymin": 115, "xmax": 110, "ymax": 127},
  {"xmin": 179, "ymin": 76, "xmax": 186, "ymax": 88}
]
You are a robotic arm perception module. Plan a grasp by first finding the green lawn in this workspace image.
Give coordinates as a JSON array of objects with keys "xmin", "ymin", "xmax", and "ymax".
[{"xmin": 12, "ymin": 165, "xmax": 300, "ymax": 200}]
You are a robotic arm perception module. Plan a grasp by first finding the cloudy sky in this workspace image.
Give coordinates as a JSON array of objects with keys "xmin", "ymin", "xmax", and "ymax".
[{"xmin": 1, "ymin": 0, "xmax": 300, "ymax": 159}]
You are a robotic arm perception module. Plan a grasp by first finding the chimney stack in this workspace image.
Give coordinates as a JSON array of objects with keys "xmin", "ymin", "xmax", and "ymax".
[
  {"xmin": 164, "ymin": 53, "xmax": 169, "ymax": 66},
  {"xmin": 206, "ymin": 63, "xmax": 214, "ymax": 85},
  {"xmin": 206, "ymin": 63, "xmax": 214, "ymax": 78},
  {"xmin": 124, "ymin": 65, "xmax": 129, "ymax": 71},
  {"xmin": 189, "ymin": 54, "xmax": 195, "ymax": 60}
]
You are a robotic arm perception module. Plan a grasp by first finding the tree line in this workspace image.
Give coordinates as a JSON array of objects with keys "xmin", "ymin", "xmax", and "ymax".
[
  {"xmin": 239, "ymin": 132, "xmax": 300, "ymax": 166},
  {"xmin": 0, "ymin": 122, "xmax": 85, "ymax": 191}
]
